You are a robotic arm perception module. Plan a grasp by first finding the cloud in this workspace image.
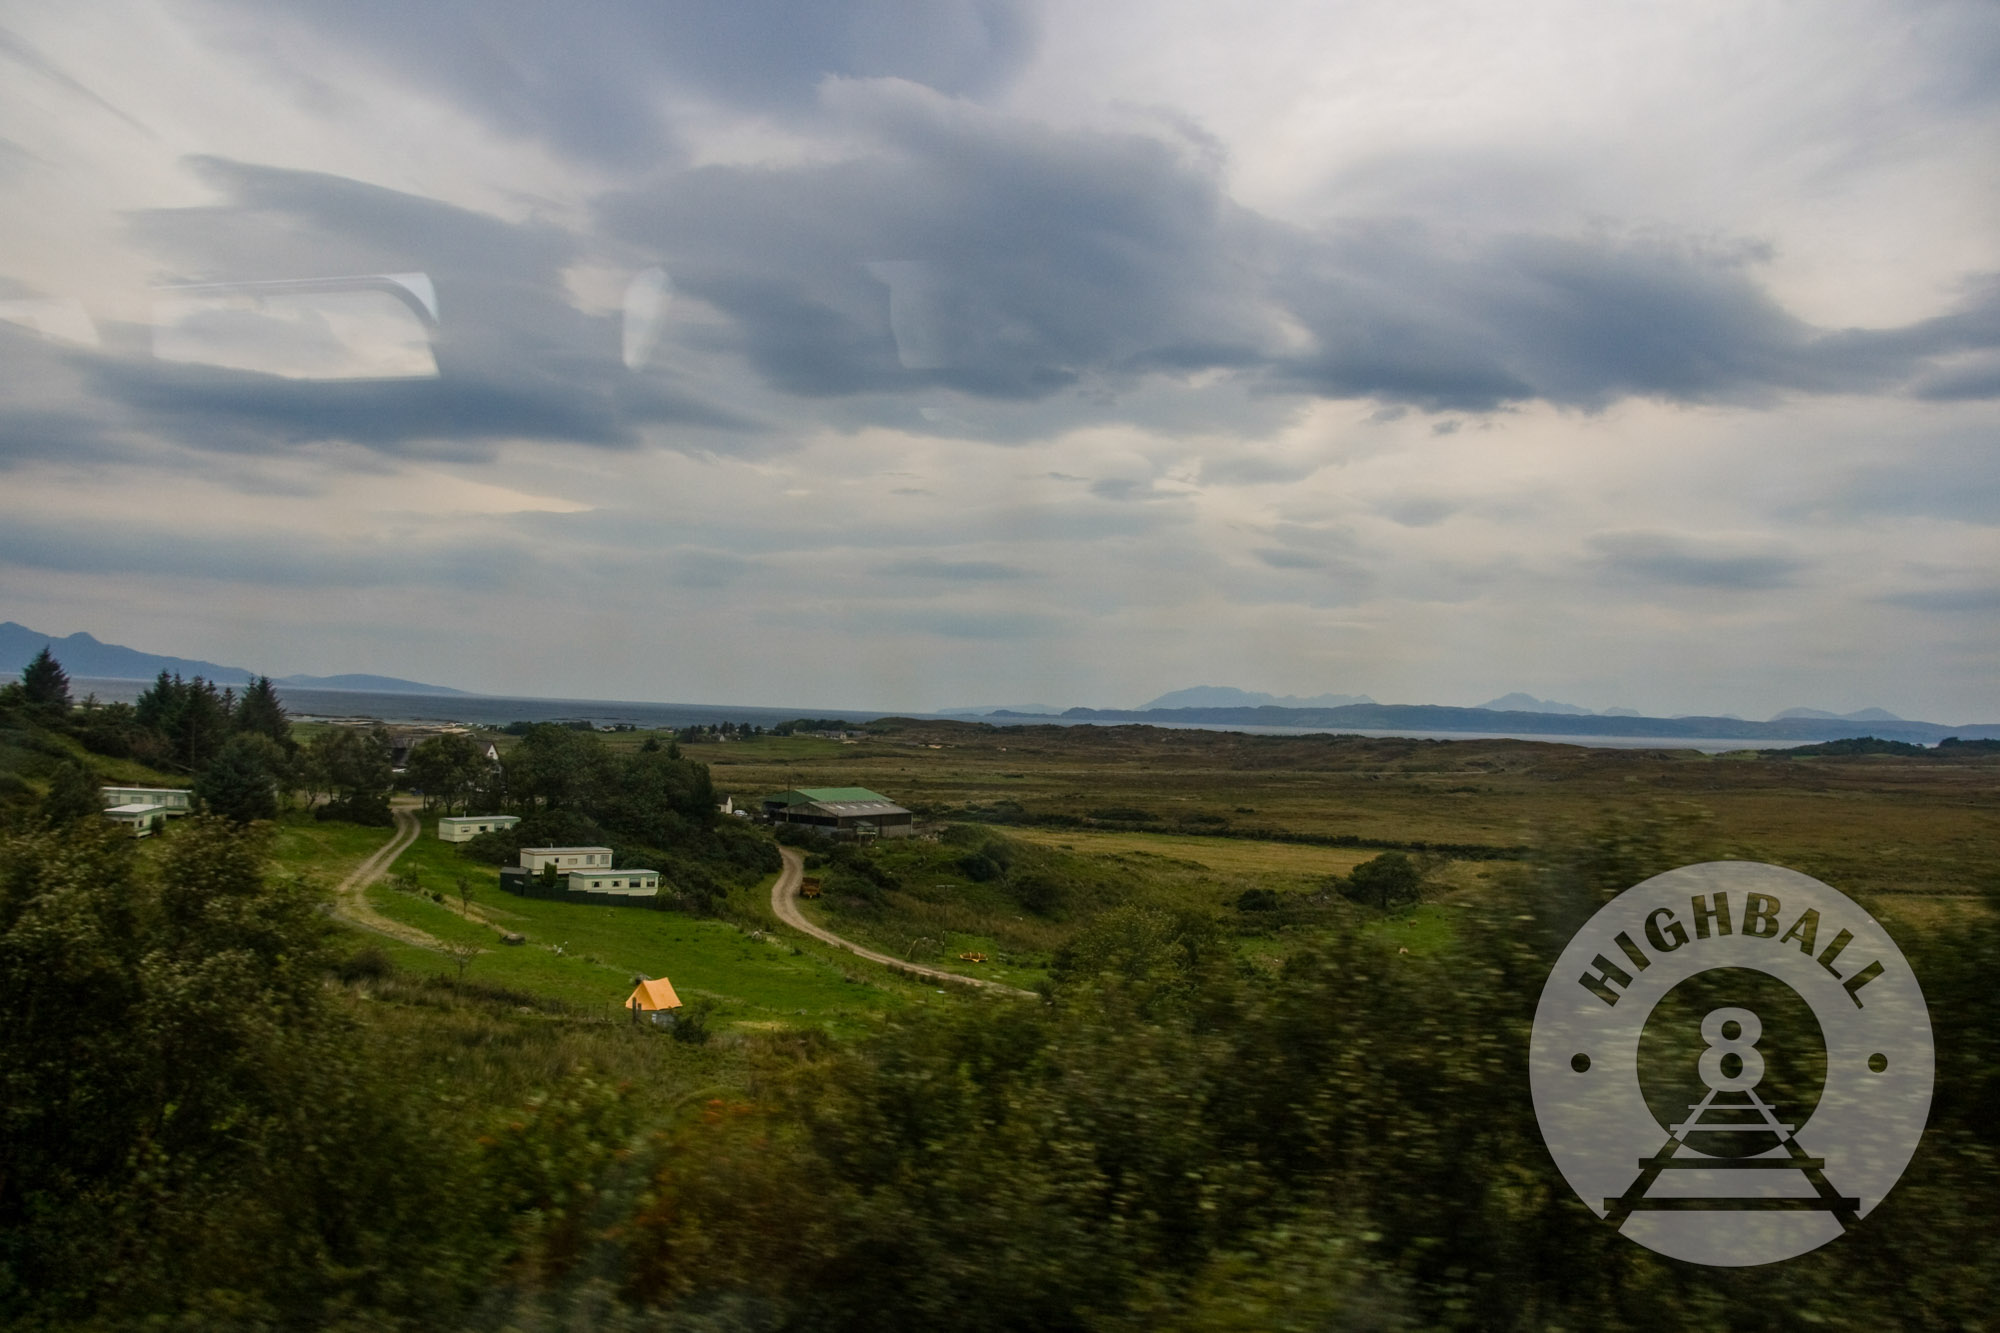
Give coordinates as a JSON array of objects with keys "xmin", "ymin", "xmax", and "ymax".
[
  {"xmin": 788, "ymin": 604, "xmax": 1066, "ymax": 640},
  {"xmin": 206, "ymin": 0, "xmax": 1037, "ymax": 167},
  {"xmin": 1818, "ymin": 430, "xmax": 2000, "ymax": 524},
  {"xmin": 1254, "ymin": 547, "xmax": 1329, "ymax": 570},
  {"xmin": 29, "ymin": 159, "xmax": 762, "ymax": 459},
  {"xmin": 599, "ymin": 79, "xmax": 1283, "ymax": 402},
  {"xmin": 593, "ymin": 81, "xmax": 2000, "ymax": 421},
  {"xmin": 1197, "ymin": 452, "xmax": 1326, "ymax": 486},
  {"xmin": 0, "ymin": 512, "xmax": 533, "ymax": 590},
  {"xmin": 1379, "ymin": 497, "xmax": 1458, "ymax": 528},
  {"xmin": 1879, "ymin": 584, "xmax": 2000, "ymax": 613},
  {"xmin": 874, "ymin": 558, "xmax": 1032, "ymax": 580},
  {"xmin": 1587, "ymin": 531, "xmax": 1809, "ymax": 590}
]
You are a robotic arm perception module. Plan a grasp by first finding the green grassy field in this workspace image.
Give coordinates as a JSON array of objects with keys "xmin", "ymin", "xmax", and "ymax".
[{"xmin": 332, "ymin": 820, "xmax": 925, "ymax": 1033}]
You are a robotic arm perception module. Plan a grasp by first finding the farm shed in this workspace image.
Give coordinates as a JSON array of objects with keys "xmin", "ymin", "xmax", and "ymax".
[{"xmin": 762, "ymin": 787, "xmax": 913, "ymax": 839}]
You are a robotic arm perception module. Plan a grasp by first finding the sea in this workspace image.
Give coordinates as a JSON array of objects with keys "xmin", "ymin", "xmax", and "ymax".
[{"xmin": 71, "ymin": 677, "xmax": 1799, "ymax": 752}]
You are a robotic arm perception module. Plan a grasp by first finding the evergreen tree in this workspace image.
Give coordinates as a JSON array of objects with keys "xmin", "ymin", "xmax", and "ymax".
[
  {"xmin": 193, "ymin": 735, "xmax": 279, "ymax": 826},
  {"xmin": 20, "ymin": 647, "xmax": 70, "ymax": 713},
  {"xmin": 234, "ymin": 676, "xmax": 292, "ymax": 750}
]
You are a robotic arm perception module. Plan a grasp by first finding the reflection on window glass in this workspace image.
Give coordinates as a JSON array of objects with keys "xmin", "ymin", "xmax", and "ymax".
[
  {"xmin": 150, "ymin": 274, "xmax": 439, "ymax": 380},
  {"xmin": 0, "ymin": 296, "xmax": 99, "ymax": 347}
]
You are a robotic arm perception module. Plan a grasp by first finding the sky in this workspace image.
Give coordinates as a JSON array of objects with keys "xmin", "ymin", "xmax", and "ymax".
[{"xmin": 0, "ymin": 0, "xmax": 1996, "ymax": 720}]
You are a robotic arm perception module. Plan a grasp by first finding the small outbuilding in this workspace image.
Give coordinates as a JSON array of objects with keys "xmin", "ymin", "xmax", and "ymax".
[
  {"xmin": 625, "ymin": 976, "xmax": 684, "ymax": 1027},
  {"xmin": 438, "ymin": 814, "xmax": 521, "ymax": 843}
]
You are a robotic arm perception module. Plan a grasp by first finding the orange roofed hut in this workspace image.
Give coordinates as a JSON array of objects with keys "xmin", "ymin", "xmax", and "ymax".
[{"xmin": 625, "ymin": 976, "xmax": 684, "ymax": 1027}]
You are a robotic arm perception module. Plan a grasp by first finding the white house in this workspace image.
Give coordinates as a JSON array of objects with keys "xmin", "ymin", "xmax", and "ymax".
[
  {"xmin": 438, "ymin": 814, "xmax": 521, "ymax": 843},
  {"xmin": 518, "ymin": 846, "xmax": 614, "ymax": 872},
  {"xmin": 566, "ymin": 868, "xmax": 661, "ymax": 897},
  {"xmin": 100, "ymin": 786, "xmax": 192, "ymax": 815}
]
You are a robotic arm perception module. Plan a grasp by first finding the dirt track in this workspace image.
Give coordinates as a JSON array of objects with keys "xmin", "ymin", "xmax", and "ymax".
[
  {"xmin": 768, "ymin": 846, "xmax": 1036, "ymax": 999},
  {"xmin": 328, "ymin": 803, "xmax": 447, "ymax": 950}
]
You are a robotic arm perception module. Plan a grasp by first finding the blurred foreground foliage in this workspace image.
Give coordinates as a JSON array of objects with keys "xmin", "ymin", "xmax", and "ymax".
[{"xmin": 1, "ymin": 813, "xmax": 1995, "ymax": 1331}]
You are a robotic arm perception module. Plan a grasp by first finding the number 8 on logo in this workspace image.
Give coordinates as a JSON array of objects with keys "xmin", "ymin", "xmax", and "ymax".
[{"xmin": 1699, "ymin": 1007, "xmax": 1765, "ymax": 1092}]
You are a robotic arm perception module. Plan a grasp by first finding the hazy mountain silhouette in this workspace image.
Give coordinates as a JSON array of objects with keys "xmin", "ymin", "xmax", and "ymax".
[{"xmin": 0, "ymin": 621, "xmax": 467, "ymax": 695}]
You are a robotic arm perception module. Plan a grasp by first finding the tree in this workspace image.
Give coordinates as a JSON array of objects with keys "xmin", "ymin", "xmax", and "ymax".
[
  {"xmin": 503, "ymin": 724, "xmax": 616, "ymax": 813},
  {"xmin": 20, "ymin": 647, "xmax": 70, "ymax": 713},
  {"xmin": 233, "ymin": 676, "xmax": 292, "ymax": 751},
  {"xmin": 406, "ymin": 733, "xmax": 486, "ymax": 814},
  {"xmin": 193, "ymin": 734, "xmax": 279, "ymax": 826},
  {"xmin": 304, "ymin": 726, "xmax": 394, "ymax": 824},
  {"xmin": 1341, "ymin": 851, "xmax": 1423, "ymax": 911},
  {"xmin": 40, "ymin": 759, "xmax": 102, "ymax": 827},
  {"xmin": 133, "ymin": 672, "xmax": 233, "ymax": 773}
]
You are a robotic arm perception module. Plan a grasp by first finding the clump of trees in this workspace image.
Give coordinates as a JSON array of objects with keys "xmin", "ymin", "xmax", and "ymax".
[
  {"xmin": 0, "ymin": 650, "xmax": 403, "ymax": 830},
  {"xmin": 454, "ymin": 724, "xmax": 775, "ymax": 912},
  {"xmin": 404, "ymin": 732, "xmax": 492, "ymax": 814},
  {"xmin": 0, "ymin": 817, "xmax": 491, "ymax": 1325},
  {"xmin": 1339, "ymin": 849, "xmax": 1426, "ymax": 910}
]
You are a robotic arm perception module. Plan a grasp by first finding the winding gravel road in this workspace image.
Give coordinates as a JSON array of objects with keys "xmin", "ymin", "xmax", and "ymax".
[{"xmin": 769, "ymin": 846, "xmax": 1037, "ymax": 999}]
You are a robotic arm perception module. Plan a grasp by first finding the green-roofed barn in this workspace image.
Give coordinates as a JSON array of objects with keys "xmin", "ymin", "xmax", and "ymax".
[{"xmin": 763, "ymin": 787, "xmax": 913, "ymax": 840}]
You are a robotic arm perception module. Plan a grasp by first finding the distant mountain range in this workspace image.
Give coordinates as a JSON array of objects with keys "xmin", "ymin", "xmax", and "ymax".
[
  {"xmin": 1139, "ymin": 685, "xmax": 1377, "ymax": 710},
  {"xmin": 1478, "ymin": 692, "xmax": 1594, "ymax": 716},
  {"xmin": 0, "ymin": 622, "xmax": 469, "ymax": 696},
  {"xmin": 938, "ymin": 702, "xmax": 1067, "ymax": 717},
  {"xmin": 1051, "ymin": 701, "xmax": 1996, "ymax": 745},
  {"xmin": 1131, "ymin": 686, "xmax": 1911, "ymax": 727}
]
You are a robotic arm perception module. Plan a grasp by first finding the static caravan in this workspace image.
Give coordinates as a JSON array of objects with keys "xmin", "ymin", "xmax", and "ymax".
[
  {"xmin": 437, "ymin": 814, "xmax": 521, "ymax": 843},
  {"xmin": 518, "ymin": 846, "xmax": 614, "ymax": 872},
  {"xmin": 565, "ymin": 868, "xmax": 661, "ymax": 897},
  {"xmin": 100, "ymin": 786, "xmax": 192, "ymax": 815},
  {"xmin": 103, "ymin": 803, "xmax": 169, "ymax": 837}
]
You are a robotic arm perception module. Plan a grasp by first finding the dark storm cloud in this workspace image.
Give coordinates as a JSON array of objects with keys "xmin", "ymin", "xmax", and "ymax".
[
  {"xmin": 219, "ymin": 0, "xmax": 1036, "ymax": 167},
  {"xmin": 1588, "ymin": 532, "xmax": 1809, "ymax": 590},
  {"xmin": 78, "ymin": 158, "xmax": 753, "ymax": 458},
  {"xmin": 599, "ymin": 81, "xmax": 1279, "ymax": 402},
  {"xmin": 598, "ymin": 82, "xmax": 2000, "ymax": 421}
]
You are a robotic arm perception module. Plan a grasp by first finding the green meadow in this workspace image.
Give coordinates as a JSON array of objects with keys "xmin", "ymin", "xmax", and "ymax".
[{"xmin": 349, "ymin": 821, "xmax": 926, "ymax": 1031}]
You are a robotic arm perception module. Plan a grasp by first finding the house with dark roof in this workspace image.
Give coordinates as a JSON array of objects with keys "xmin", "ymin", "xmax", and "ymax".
[{"xmin": 763, "ymin": 787, "xmax": 914, "ymax": 839}]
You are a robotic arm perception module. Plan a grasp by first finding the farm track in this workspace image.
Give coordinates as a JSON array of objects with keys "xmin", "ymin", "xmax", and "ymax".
[
  {"xmin": 769, "ymin": 846, "xmax": 1037, "ymax": 999},
  {"xmin": 328, "ymin": 803, "xmax": 445, "ymax": 951}
]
